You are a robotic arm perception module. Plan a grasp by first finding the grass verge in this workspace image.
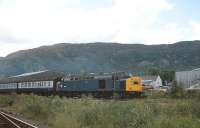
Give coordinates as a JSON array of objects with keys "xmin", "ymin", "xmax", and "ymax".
[{"xmin": 0, "ymin": 94, "xmax": 200, "ymax": 128}]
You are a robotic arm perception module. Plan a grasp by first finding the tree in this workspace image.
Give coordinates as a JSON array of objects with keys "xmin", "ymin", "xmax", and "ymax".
[
  {"xmin": 145, "ymin": 68, "xmax": 175, "ymax": 85},
  {"xmin": 169, "ymin": 81, "xmax": 185, "ymax": 98}
]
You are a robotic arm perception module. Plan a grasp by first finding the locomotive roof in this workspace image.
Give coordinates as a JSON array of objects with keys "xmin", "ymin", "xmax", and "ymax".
[{"xmin": 0, "ymin": 70, "xmax": 64, "ymax": 84}]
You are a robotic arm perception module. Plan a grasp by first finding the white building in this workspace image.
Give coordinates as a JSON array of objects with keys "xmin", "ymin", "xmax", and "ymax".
[
  {"xmin": 142, "ymin": 75, "xmax": 162, "ymax": 89},
  {"xmin": 176, "ymin": 68, "xmax": 200, "ymax": 88}
]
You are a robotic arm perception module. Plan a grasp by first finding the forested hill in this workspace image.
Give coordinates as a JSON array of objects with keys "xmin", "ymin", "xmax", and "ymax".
[{"xmin": 0, "ymin": 41, "xmax": 200, "ymax": 76}]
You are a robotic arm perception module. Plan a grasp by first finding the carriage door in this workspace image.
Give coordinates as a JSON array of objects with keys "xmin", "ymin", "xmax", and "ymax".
[{"xmin": 99, "ymin": 80, "xmax": 106, "ymax": 90}]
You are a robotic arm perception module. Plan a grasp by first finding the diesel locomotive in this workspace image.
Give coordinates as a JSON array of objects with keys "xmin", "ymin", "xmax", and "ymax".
[{"xmin": 0, "ymin": 70, "xmax": 144, "ymax": 98}]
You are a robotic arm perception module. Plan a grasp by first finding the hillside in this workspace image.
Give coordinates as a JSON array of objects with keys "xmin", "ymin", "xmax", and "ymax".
[{"xmin": 0, "ymin": 41, "xmax": 200, "ymax": 76}]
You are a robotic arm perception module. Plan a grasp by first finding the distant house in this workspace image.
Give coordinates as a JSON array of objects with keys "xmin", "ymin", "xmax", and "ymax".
[
  {"xmin": 141, "ymin": 75, "xmax": 162, "ymax": 89},
  {"xmin": 176, "ymin": 68, "xmax": 200, "ymax": 88}
]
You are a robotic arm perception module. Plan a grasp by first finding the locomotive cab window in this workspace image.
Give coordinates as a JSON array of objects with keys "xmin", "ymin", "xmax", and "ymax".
[
  {"xmin": 133, "ymin": 81, "xmax": 139, "ymax": 85},
  {"xmin": 99, "ymin": 80, "xmax": 106, "ymax": 89}
]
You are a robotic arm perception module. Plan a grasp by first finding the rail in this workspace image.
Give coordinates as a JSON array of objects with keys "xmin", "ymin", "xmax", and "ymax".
[{"xmin": 0, "ymin": 111, "xmax": 38, "ymax": 128}]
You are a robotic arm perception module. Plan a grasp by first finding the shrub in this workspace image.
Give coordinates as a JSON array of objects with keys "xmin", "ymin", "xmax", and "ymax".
[
  {"xmin": 49, "ymin": 113, "xmax": 80, "ymax": 128},
  {"xmin": 15, "ymin": 95, "xmax": 52, "ymax": 122},
  {"xmin": 1, "ymin": 95, "xmax": 200, "ymax": 128},
  {"xmin": 175, "ymin": 101, "xmax": 192, "ymax": 116},
  {"xmin": 190, "ymin": 101, "xmax": 200, "ymax": 118},
  {"xmin": 169, "ymin": 81, "xmax": 185, "ymax": 98},
  {"xmin": 184, "ymin": 90, "xmax": 200, "ymax": 99},
  {"xmin": 146, "ymin": 90, "xmax": 167, "ymax": 99},
  {"xmin": 0, "ymin": 94, "xmax": 16, "ymax": 107}
]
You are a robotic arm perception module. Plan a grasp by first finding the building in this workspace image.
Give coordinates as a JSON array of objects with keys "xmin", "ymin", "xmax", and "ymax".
[
  {"xmin": 176, "ymin": 68, "xmax": 200, "ymax": 88},
  {"xmin": 141, "ymin": 75, "xmax": 162, "ymax": 89}
]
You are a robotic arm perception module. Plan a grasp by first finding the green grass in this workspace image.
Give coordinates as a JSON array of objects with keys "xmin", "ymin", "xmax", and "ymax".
[{"xmin": 1, "ymin": 94, "xmax": 200, "ymax": 128}]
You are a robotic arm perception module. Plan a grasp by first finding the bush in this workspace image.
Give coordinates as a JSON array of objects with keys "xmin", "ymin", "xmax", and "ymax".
[
  {"xmin": 1, "ymin": 95, "xmax": 200, "ymax": 128},
  {"xmin": 190, "ymin": 101, "xmax": 200, "ymax": 118},
  {"xmin": 184, "ymin": 90, "xmax": 200, "ymax": 99},
  {"xmin": 146, "ymin": 90, "xmax": 167, "ymax": 99},
  {"xmin": 169, "ymin": 81, "xmax": 185, "ymax": 98},
  {"xmin": 13, "ymin": 95, "xmax": 52, "ymax": 122},
  {"xmin": 0, "ymin": 94, "xmax": 16, "ymax": 107}
]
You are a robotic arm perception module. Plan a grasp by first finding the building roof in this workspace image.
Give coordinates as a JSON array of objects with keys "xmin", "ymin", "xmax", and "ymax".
[
  {"xmin": 141, "ymin": 76, "xmax": 158, "ymax": 81},
  {"xmin": 9, "ymin": 70, "xmax": 49, "ymax": 78},
  {"xmin": 176, "ymin": 68, "xmax": 200, "ymax": 73},
  {"xmin": 0, "ymin": 70, "xmax": 64, "ymax": 84},
  {"xmin": 192, "ymin": 68, "xmax": 200, "ymax": 71}
]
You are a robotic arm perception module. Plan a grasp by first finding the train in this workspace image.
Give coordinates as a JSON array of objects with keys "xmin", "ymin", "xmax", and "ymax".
[{"xmin": 0, "ymin": 70, "xmax": 144, "ymax": 98}]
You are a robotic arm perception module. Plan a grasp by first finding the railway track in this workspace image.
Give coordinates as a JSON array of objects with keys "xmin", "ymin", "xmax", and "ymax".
[{"xmin": 0, "ymin": 111, "xmax": 38, "ymax": 128}]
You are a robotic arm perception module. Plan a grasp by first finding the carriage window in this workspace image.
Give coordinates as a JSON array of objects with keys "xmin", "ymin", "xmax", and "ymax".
[
  {"xmin": 40, "ymin": 82, "xmax": 42, "ymax": 87},
  {"xmin": 28, "ymin": 82, "xmax": 31, "ymax": 87},
  {"xmin": 31, "ymin": 82, "xmax": 34, "ymax": 87},
  {"xmin": 43, "ymin": 81, "xmax": 46, "ymax": 87},
  {"xmin": 24, "ymin": 82, "xmax": 27, "ymax": 88},
  {"xmin": 99, "ymin": 80, "xmax": 106, "ymax": 89},
  {"xmin": 49, "ymin": 81, "xmax": 53, "ymax": 87}
]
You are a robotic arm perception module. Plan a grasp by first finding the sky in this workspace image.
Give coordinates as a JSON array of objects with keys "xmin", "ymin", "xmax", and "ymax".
[{"xmin": 0, "ymin": 0, "xmax": 200, "ymax": 56}]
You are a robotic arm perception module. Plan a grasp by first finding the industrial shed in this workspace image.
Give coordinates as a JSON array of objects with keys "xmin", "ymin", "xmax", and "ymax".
[{"xmin": 176, "ymin": 68, "xmax": 200, "ymax": 88}]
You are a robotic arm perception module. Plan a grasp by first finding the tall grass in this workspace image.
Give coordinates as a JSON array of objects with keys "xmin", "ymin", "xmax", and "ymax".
[
  {"xmin": 0, "ymin": 94, "xmax": 15, "ymax": 107},
  {"xmin": 0, "ymin": 94, "xmax": 200, "ymax": 128}
]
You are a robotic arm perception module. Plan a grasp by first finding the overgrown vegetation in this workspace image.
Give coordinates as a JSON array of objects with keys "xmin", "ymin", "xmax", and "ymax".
[
  {"xmin": 0, "ymin": 94, "xmax": 15, "ymax": 107},
  {"xmin": 145, "ymin": 68, "xmax": 175, "ymax": 85},
  {"xmin": 169, "ymin": 81, "xmax": 185, "ymax": 98},
  {"xmin": 1, "ymin": 92, "xmax": 200, "ymax": 128}
]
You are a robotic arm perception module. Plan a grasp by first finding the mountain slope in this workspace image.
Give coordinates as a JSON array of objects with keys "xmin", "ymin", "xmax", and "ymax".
[{"xmin": 0, "ymin": 41, "xmax": 200, "ymax": 76}]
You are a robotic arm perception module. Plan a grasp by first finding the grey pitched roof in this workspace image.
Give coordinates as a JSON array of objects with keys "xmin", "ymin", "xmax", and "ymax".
[
  {"xmin": 9, "ymin": 70, "xmax": 49, "ymax": 78},
  {"xmin": 141, "ymin": 76, "xmax": 158, "ymax": 81},
  {"xmin": 0, "ymin": 70, "xmax": 64, "ymax": 84}
]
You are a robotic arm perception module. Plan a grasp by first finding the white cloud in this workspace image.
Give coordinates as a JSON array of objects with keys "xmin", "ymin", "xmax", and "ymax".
[
  {"xmin": 139, "ymin": 23, "xmax": 184, "ymax": 44},
  {"xmin": 0, "ymin": 43, "xmax": 37, "ymax": 57},
  {"xmin": 190, "ymin": 21, "xmax": 200, "ymax": 40},
  {"xmin": 0, "ymin": 0, "xmax": 192, "ymax": 56}
]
